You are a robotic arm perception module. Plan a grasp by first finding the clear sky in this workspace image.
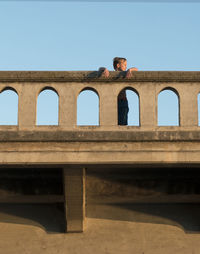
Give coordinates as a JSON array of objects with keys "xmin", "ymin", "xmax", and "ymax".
[{"xmin": 0, "ymin": 1, "xmax": 199, "ymax": 125}]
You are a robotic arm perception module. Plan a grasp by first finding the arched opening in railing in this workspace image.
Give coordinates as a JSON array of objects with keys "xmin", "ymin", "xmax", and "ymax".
[
  {"xmin": 77, "ymin": 88, "xmax": 99, "ymax": 126},
  {"xmin": 118, "ymin": 88, "xmax": 140, "ymax": 126},
  {"xmin": 0, "ymin": 87, "xmax": 18, "ymax": 125},
  {"xmin": 158, "ymin": 88, "xmax": 179, "ymax": 126},
  {"xmin": 37, "ymin": 88, "xmax": 59, "ymax": 126}
]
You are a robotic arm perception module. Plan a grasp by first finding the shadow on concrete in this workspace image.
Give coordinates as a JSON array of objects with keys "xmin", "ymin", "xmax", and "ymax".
[
  {"xmin": 86, "ymin": 165, "xmax": 200, "ymax": 233},
  {"xmin": 0, "ymin": 168, "xmax": 65, "ymax": 233},
  {"xmin": 87, "ymin": 202, "xmax": 200, "ymax": 234},
  {"xmin": 86, "ymin": 165, "xmax": 200, "ymax": 197},
  {"xmin": 0, "ymin": 168, "xmax": 63, "ymax": 195},
  {"xmin": 0, "ymin": 203, "xmax": 65, "ymax": 233}
]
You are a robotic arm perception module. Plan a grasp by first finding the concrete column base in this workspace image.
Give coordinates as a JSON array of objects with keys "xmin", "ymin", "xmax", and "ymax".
[{"xmin": 63, "ymin": 167, "xmax": 85, "ymax": 233}]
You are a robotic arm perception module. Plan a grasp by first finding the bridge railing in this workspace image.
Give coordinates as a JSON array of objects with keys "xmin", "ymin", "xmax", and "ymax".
[{"xmin": 0, "ymin": 71, "xmax": 199, "ymax": 130}]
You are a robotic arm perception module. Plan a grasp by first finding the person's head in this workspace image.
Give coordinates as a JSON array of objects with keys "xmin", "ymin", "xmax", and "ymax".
[{"xmin": 113, "ymin": 57, "xmax": 127, "ymax": 71}]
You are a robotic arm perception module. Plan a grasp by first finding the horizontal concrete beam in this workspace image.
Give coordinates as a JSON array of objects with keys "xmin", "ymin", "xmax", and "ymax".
[
  {"xmin": 0, "ymin": 195, "xmax": 64, "ymax": 203},
  {"xmin": 88, "ymin": 195, "xmax": 200, "ymax": 204},
  {"xmin": 0, "ymin": 130, "xmax": 200, "ymax": 142},
  {"xmin": 0, "ymin": 71, "xmax": 200, "ymax": 82}
]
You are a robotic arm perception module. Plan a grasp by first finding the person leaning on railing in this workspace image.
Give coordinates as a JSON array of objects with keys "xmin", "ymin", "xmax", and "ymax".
[{"xmin": 98, "ymin": 57, "xmax": 138, "ymax": 125}]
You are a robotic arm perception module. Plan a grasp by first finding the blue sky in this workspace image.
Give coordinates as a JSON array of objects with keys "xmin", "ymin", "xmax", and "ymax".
[
  {"xmin": 1, "ymin": 1, "xmax": 200, "ymax": 71},
  {"xmin": 0, "ymin": 1, "xmax": 199, "ymax": 125}
]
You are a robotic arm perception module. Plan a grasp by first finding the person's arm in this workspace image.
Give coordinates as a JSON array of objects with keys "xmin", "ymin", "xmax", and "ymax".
[
  {"xmin": 126, "ymin": 67, "xmax": 138, "ymax": 79},
  {"xmin": 98, "ymin": 67, "xmax": 110, "ymax": 78}
]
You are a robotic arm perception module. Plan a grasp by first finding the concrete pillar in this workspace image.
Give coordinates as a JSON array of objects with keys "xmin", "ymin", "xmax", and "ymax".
[
  {"xmin": 100, "ymin": 86, "xmax": 117, "ymax": 126},
  {"xmin": 179, "ymin": 85, "xmax": 198, "ymax": 127},
  {"xmin": 63, "ymin": 167, "xmax": 85, "ymax": 232},
  {"xmin": 18, "ymin": 84, "xmax": 36, "ymax": 129},
  {"xmin": 59, "ymin": 85, "xmax": 76, "ymax": 127},
  {"xmin": 139, "ymin": 84, "xmax": 156, "ymax": 128}
]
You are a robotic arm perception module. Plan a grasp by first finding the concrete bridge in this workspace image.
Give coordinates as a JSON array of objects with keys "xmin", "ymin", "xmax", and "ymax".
[{"xmin": 0, "ymin": 71, "xmax": 200, "ymax": 233}]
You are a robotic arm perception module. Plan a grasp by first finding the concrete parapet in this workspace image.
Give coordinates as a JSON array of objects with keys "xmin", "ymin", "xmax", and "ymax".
[{"xmin": 0, "ymin": 71, "xmax": 199, "ymax": 129}]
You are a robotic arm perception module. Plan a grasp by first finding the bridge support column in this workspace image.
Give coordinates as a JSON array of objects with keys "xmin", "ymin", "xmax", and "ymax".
[{"xmin": 63, "ymin": 167, "xmax": 85, "ymax": 232}]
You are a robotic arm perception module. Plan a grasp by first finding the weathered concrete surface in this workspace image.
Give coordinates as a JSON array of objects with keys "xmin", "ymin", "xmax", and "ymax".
[
  {"xmin": 1, "ymin": 130, "xmax": 200, "ymax": 141},
  {"xmin": 0, "ymin": 203, "xmax": 200, "ymax": 254},
  {"xmin": 63, "ymin": 168, "xmax": 85, "ymax": 232},
  {"xmin": 0, "ymin": 137, "xmax": 200, "ymax": 164},
  {"xmin": 0, "ymin": 71, "xmax": 200, "ymax": 235},
  {"xmin": 0, "ymin": 71, "xmax": 199, "ymax": 128},
  {"xmin": 0, "ymin": 70, "xmax": 200, "ymax": 82}
]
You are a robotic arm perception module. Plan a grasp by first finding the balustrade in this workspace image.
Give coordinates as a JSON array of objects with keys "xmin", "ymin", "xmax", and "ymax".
[{"xmin": 0, "ymin": 71, "xmax": 199, "ymax": 130}]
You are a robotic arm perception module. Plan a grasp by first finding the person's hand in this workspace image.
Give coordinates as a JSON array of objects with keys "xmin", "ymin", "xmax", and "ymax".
[
  {"xmin": 126, "ymin": 69, "xmax": 132, "ymax": 79},
  {"xmin": 98, "ymin": 67, "xmax": 110, "ymax": 78},
  {"xmin": 125, "ymin": 67, "xmax": 138, "ymax": 79},
  {"xmin": 101, "ymin": 68, "xmax": 110, "ymax": 77}
]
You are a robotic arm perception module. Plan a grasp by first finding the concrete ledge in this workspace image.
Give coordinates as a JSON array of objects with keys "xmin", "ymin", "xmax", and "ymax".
[
  {"xmin": 0, "ymin": 195, "xmax": 64, "ymax": 203},
  {"xmin": 0, "ymin": 130, "xmax": 200, "ymax": 142},
  {"xmin": 0, "ymin": 71, "xmax": 200, "ymax": 82},
  {"xmin": 88, "ymin": 195, "xmax": 200, "ymax": 204}
]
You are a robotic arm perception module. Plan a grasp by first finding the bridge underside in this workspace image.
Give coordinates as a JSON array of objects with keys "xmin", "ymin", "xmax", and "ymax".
[
  {"xmin": 0, "ymin": 130, "xmax": 200, "ymax": 232},
  {"xmin": 0, "ymin": 163, "xmax": 200, "ymax": 232}
]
